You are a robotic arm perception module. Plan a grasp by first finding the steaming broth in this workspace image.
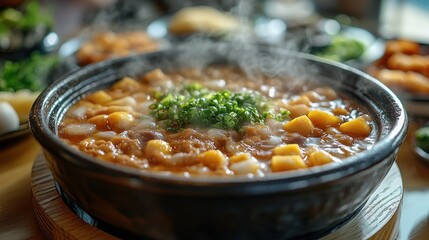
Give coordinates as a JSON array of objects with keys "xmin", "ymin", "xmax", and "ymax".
[{"xmin": 59, "ymin": 66, "xmax": 377, "ymax": 177}]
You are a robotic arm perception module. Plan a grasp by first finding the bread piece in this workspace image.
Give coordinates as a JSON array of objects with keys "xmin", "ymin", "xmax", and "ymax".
[
  {"xmin": 0, "ymin": 90, "xmax": 40, "ymax": 123},
  {"xmin": 169, "ymin": 6, "xmax": 239, "ymax": 36}
]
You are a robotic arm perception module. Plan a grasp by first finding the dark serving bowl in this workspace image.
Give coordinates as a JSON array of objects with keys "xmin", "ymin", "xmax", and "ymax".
[{"xmin": 29, "ymin": 43, "xmax": 408, "ymax": 239}]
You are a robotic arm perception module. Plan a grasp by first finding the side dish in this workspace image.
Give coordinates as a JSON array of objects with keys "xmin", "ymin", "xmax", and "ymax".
[
  {"xmin": 76, "ymin": 31, "xmax": 159, "ymax": 66},
  {"xmin": 0, "ymin": 101, "xmax": 19, "ymax": 134},
  {"xmin": 368, "ymin": 39, "xmax": 429, "ymax": 94},
  {"xmin": 0, "ymin": 52, "xmax": 57, "ymax": 122},
  {"xmin": 312, "ymin": 35, "xmax": 365, "ymax": 62},
  {"xmin": 0, "ymin": 0, "xmax": 53, "ymax": 52},
  {"xmin": 59, "ymin": 66, "xmax": 376, "ymax": 177},
  {"xmin": 168, "ymin": 6, "xmax": 240, "ymax": 36}
]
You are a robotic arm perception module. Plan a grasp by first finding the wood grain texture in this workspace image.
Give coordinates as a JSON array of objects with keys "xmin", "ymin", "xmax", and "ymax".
[
  {"xmin": 31, "ymin": 154, "xmax": 402, "ymax": 240},
  {"xmin": 0, "ymin": 136, "xmax": 44, "ymax": 240},
  {"xmin": 31, "ymin": 154, "xmax": 118, "ymax": 240},
  {"xmin": 322, "ymin": 162, "xmax": 402, "ymax": 240}
]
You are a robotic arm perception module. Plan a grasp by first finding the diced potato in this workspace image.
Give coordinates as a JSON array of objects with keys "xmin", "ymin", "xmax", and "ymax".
[
  {"xmin": 197, "ymin": 150, "xmax": 227, "ymax": 170},
  {"xmin": 112, "ymin": 77, "xmax": 141, "ymax": 91},
  {"xmin": 271, "ymin": 155, "xmax": 307, "ymax": 172},
  {"xmin": 307, "ymin": 150, "xmax": 336, "ymax": 167},
  {"xmin": 334, "ymin": 133, "xmax": 354, "ymax": 146},
  {"xmin": 142, "ymin": 68, "xmax": 169, "ymax": 83},
  {"xmin": 314, "ymin": 87, "xmax": 337, "ymax": 100},
  {"xmin": 301, "ymin": 91, "xmax": 322, "ymax": 102},
  {"xmin": 308, "ymin": 110, "xmax": 342, "ymax": 129},
  {"xmin": 230, "ymin": 159, "xmax": 260, "ymax": 174},
  {"xmin": 86, "ymin": 90, "xmax": 112, "ymax": 104},
  {"xmin": 284, "ymin": 104, "xmax": 310, "ymax": 119},
  {"xmin": 332, "ymin": 107, "xmax": 349, "ymax": 116},
  {"xmin": 283, "ymin": 115, "xmax": 315, "ymax": 136},
  {"xmin": 88, "ymin": 114, "xmax": 109, "ymax": 129},
  {"xmin": 229, "ymin": 152, "xmax": 251, "ymax": 164},
  {"xmin": 104, "ymin": 106, "xmax": 135, "ymax": 114},
  {"xmin": 107, "ymin": 96, "xmax": 137, "ymax": 106},
  {"xmin": 289, "ymin": 95, "xmax": 311, "ymax": 106},
  {"xmin": 146, "ymin": 139, "xmax": 172, "ymax": 155},
  {"xmin": 273, "ymin": 144, "xmax": 301, "ymax": 156},
  {"xmin": 339, "ymin": 116, "xmax": 372, "ymax": 136},
  {"xmin": 107, "ymin": 112, "xmax": 135, "ymax": 130}
]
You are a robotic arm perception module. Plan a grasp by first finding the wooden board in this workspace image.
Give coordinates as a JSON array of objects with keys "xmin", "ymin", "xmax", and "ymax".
[{"xmin": 31, "ymin": 155, "xmax": 402, "ymax": 240}]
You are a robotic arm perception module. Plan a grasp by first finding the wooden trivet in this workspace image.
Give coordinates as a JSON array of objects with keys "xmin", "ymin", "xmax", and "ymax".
[{"xmin": 31, "ymin": 155, "xmax": 402, "ymax": 240}]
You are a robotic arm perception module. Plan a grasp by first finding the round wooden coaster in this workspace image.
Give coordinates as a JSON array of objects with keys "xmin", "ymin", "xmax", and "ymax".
[{"xmin": 31, "ymin": 155, "xmax": 402, "ymax": 240}]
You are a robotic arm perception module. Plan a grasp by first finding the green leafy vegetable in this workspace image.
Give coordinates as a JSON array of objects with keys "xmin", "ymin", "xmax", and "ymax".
[
  {"xmin": 0, "ymin": 52, "xmax": 58, "ymax": 92},
  {"xmin": 150, "ymin": 84, "xmax": 289, "ymax": 132},
  {"xmin": 314, "ymin": 35, "xmax": 365, "ymax": 62},
  {"xmin": 0, "ymin": 0, "xmax": 53, "ymax": 37},
  {"xmin": 416, "ymin": 127, "xmax": 429, "ymax": 153}
]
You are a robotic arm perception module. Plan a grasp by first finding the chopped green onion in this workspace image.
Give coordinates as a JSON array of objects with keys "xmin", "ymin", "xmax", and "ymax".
[{"xmin": 150, "ymin": 84, "xmax": 289, "ymax": 132}]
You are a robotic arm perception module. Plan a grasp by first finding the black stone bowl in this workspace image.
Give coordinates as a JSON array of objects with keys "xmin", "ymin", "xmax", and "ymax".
[{"xmin": 29, "ymin": 43, "xmax": 408, "ymax": 240}]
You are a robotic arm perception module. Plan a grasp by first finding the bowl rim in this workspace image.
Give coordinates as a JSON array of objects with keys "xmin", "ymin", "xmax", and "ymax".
[{"xmin": 29, "ymin": 44, "xmax": 408, "ymax": 188}]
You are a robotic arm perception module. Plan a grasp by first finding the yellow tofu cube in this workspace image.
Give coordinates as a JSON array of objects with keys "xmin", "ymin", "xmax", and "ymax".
[
  {"xmin": 339, "ymin": 116, "xmax": 372, "ymax": 136},
  {"xmin": 284, "ymin": 104, "xmax": 310, "ymax": 119},
  {"xmin": 271, "ymin": 155, "xmax": 307, "ymax": 172},
  {"xmin": 307, "ymin": 150, "xmax": 336, "ymax": 167},
  {"xmin": 86, "ymin": 90, "xmax": 113, "ymax": 104},
  {"xmin": 229, "ymin": 153, "xmax": 251, "ymax": 164},
  {"xmin": 308, "ymin": 110, "xmax": 342, "ymax": 129},
  {"xmin": 88, "ymin": 114, "xmax": 109, "ymax": 129},
  {"xmin": 112, "ymin": 77, "xmax": 141, "ymax": 91},
  {"xmin": 332, "ymin": 107, "xmax": 349, "ymax": 116},
  {"xmin": 290, "ymin": 95, "xmax": 311, "ymax": 106},
  {"xmin": 107, "ymin": 112, "xmax": 135, "ymax": 130},
  {"xmin": 273, "ymin": 144, "xmax": 301, "ymax": 156},
  {"xmin": 198, "ymin": 150, "xmax": 227, "ymax": 170},
  {"xmin": 283, "ymin": 115, "xmax": 315, "ymax": 136}
]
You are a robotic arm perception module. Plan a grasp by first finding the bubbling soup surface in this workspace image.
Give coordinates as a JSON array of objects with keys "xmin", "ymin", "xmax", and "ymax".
[{"xmin": 59, "ymin": 66, "xmax": 377, "ymax": 177}]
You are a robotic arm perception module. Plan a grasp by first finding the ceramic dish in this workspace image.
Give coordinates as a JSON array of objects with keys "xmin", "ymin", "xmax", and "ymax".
[{"xmin": 30, "ymin": 43, "xmax": 407, "ymax": 239}]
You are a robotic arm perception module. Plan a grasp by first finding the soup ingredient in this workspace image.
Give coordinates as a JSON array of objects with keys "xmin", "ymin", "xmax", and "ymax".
[
  {"xmin": 150, "ymin": 84, "xmax": 289, "ymax": 132},
  {"xmin": 307, "ymin": 150, "xmax": 336, "ymax": 167},
  {"xmin": 169, "ymin": 6, "xmax": 239, "ymax": 36},
  {"xmin": 273, "ymin": 144, "xmax": 301, "ymax": 156},
  {"xmin": 282, "ymin": 115, "xmax": 315, "ymax": 136},
  {"xmin": 59, "ymin": 66, "xmax": 376, "ymax": 177},
  {"xmin": 416, "ymin": 127, "xmax": 429, "ymax": 153},
  {"xmin": 271, "ymin": 155, "xmax": 307, "ymax": 172},
  {"xmin": 0, "ymin": 101, "xmax": 19, "ymax": 134},
  {"xmin": 308, "ymin": 110, "xmax": 342, "ymax": 129},
  {"xmin": 339, "ymin": 116, "xmax": 372, "ymax": 136},
  {"xmin": 313, "ymin": 35, "xmax": 365, "ymax": 62}
]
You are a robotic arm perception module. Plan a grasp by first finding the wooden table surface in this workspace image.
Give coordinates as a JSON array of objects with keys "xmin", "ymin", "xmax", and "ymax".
[{"xmin": 0, "ymin": 118, "xmax": 427, "ymax": 240}]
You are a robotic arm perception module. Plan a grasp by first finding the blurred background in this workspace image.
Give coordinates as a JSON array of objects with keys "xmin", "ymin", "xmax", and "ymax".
[
  {"xmin": 32, "ymin": 0, "xmax": 429, "ymax": 42},
  {"xmin": 1, "ymin": 1, "xmax": 429, "ymax": 239}
]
